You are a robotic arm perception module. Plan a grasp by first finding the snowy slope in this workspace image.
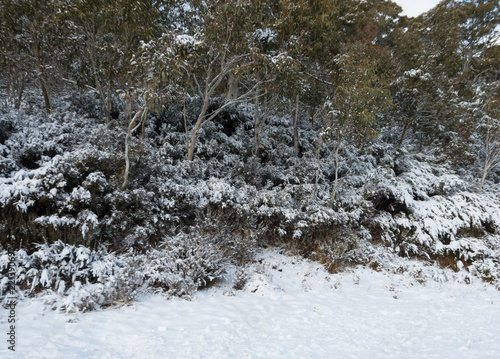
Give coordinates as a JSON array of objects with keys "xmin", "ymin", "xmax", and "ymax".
[{"xmin": 2, "ymin": 249, "xmax": 500, "ymax": 359}]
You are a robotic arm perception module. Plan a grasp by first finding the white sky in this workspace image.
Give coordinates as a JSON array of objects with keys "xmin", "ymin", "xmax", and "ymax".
[{"xmin": 393, "ymin": 0, "xmax": 442, "ymax": 17}]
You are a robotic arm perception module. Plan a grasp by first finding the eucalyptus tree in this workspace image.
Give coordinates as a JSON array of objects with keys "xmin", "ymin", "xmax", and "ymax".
[
  {"xmin": 0, "ymin": 0, "xmax": 60, "ymax": 113},
  {"xmin": 57, "ymin": 0, "xmax": 167, "ymax": 123},
  {"xmin": 321, "ymin": 42, "xmax": 393, "ymax": 203}
]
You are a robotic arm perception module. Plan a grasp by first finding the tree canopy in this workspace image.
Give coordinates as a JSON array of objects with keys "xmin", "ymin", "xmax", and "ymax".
[{"xmin": 1, "ymin": 0, "xmax": 498, "ymax": 173}]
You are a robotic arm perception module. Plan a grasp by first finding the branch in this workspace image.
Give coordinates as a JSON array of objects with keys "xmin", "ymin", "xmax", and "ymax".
[
  {"xmin": 206, "ymin": 53, "xmax": 250, "ymax": 91},
  {"xmin": 183, "ymin": 96, "xmax": 189, "ymax": 152},
  {"xmin": 192, "ymin": 73, "xmax": 203, "ymax": 98},
  {"xmin": 300, "ymin": 71, "xmax": 335, "ymax": 86}
]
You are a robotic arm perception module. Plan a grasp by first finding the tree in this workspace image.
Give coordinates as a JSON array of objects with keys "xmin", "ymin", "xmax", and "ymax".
[
  {"xmin": 57, "ymin": 0, "xmax": 166, "ymax": 123},
  {"xmin": 469, "ymin": 62, "xmax": 500, "ymax": 192},
  {"xmin": 181, "ymin": 0, "xmax": 266, "ymax": 161},
  {"xmin": 0, "ymin": 0, "xmax": 60, "ymax": 113},
  {"xmin": 321, "ymin": 42, "xmax": 392, "ymax": 203},
  {"xmin": 185, "ymin": 45, "xmax": 261, "ymax": 161},
  {"xmin": 0, "ymin": 5, "xmax": 32, "ymax": 110},
  {"xmin": 477, "ymin": 97, "xmax": 500, "ymax": 193},
  {"xmin": 271, "ymin": 0, "xmax": 339, "ymax": 156},
  {"xmin": 391, "ymin": 0, "xmax": 499, "ymax": 156}
]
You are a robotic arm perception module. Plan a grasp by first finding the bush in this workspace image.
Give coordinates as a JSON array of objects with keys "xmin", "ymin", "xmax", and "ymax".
[
  {"xmin": 0, "ymin": 236, "xmax": 227, "ymax": 312},
  {"xmin": 1, "ymin": 91, "xmax": 499, "ymax": 295},
  {"xmin": 129, "ymin": 234, "xmax": 225, "ymax": 296}
]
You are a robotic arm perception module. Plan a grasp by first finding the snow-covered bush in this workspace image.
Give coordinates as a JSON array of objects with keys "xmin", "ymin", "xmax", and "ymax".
[
  {"xmin": 1, "ymin": 91, "xmax": 499, "ymax": 291},
  {"xmin": 361, "ymin": 154, "xmax": 500, "ymax": 283},
  {"xmin": 0, "ymin": 235, "xmax": 226, "ymax": 311},
  {"xmin": 313, "ymin": 229, "xmax": 359, "ymax": 273},
  {"xmin": 232, "ymin": 267, "xmax": 248, "ymax": 290},
  {"xmin": 129, "ymin": 234, "xmax": 225, "ymax": 296},
  {"xmin": 229, "ymin": 233, "xmax": 258, "ymax": 265},
  {"xmin": 0, "ymin": 241, "xmax": 134, "ymax": 311}
]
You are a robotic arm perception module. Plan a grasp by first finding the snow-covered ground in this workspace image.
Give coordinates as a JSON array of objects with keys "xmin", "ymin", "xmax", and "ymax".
[{"xmin": 3, "ymin": 249, "xmax": 500, "ymax": 359}]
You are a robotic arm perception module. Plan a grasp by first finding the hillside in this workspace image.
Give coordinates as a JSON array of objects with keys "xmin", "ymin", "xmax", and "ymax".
[
  {"xmin": 0, "ymin": 91, "xmax": 499, "ymax": 311},
  {"xmin": 0, "ymin": 1, "xmax": 499, "ymax": 356}
]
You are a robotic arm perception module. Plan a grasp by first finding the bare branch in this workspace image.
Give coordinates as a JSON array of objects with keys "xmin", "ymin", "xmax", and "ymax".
[
  {"xmin": 192, "ymin": 73, "xmax": 203, "ymax": 98},
  {"xmin": 300, "ymin": 71, "xmax": 335, "ymax": 86}
]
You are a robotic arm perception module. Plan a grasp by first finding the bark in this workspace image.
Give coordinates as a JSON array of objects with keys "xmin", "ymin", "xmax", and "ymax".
[
  {"xmin": 187, "ymin": 96, "xmax": 210, "ymax": 161},
  {"xmin": 183, "ymin": 97, "xmax": 189, "ymax": 153},
  {"xmin": 479, "ymin": 160, "xmax": 488, "ymax": 194},
  {"xmin": 254, "ymin": 90, "xmax": 274, "ymax": 157},
  {"xmin": 311, "ymin": 142, "xmax": 322, "ymax": 198},
  {"xmin": 226, "ymin": 72, "xmax": 239, "ymax": 100},
  {"xmin": 31, "ymin": 26, "xmax": 51, "ymax": 114},
  {"xmin": 398, "ymin": 119, "xmax": 410, "ymax": 149},
  {"xmin": 106, "ymin": 79, "xmax": 112, "ymax": 123},
  {"xmin": 15, "ymin": 76, "xmax": 25, "ymax": 110},
  {"xmin": 254, "ymin": 85, "xmax": 261, "ymax": 156},
  {"xmin": 293, "ymin": 94, "xmax": 300, "ymax": 156},
  {"xmin": 122, "ymin": 107, "xmax": 147, "ymax": 190},
  {"xmin": 478, "ymin": 124, "xmax": 500, "ymax": 194},
  {"xmin": 89, "ymin": 45, "xmax": 110, "ymax": 123},
  {"xmin": 331, "ymin": 132, "xmax": 342, "ymax": 204},
  {"xmin": 10, "ymin": 72, "xmax": 26, "ymax": 110}
]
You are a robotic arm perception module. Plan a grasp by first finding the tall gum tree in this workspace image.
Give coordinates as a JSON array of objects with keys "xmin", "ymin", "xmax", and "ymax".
[
  {"xmin": 0, "ymin": 0, "xmax": 59, "ymax": 113},
  {"xmin": 179, "ymin": 0, "xmax": 269, "ymax": 161},
  {"xmin": 321, "ymin": 42, "xmax": 393, "ymax": 204},
  {"xmin": 57, "ymin": 0, "xmax": 166, "ymax": 123}
]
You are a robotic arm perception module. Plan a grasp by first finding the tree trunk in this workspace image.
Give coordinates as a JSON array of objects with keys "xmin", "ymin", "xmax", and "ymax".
[
  {"xmin": 478, "ymin": 160, "xmax": 488, "ymax": 194},
  {"xmin": 89, "ymin": 45, "xmax": 109, "ymax": 123},
  {"xmin": 183, "ymin": 97, "xmax": 189, "ymax": 153},
  {"xmin": 122, "ymin": 107, "xmax": 147, "ymax": 190},
  {"xmin": 331, "ymin": 133, "xmax": 342, "ymax": 204},
  {"xmin": 254, "ymin": 86, "xmax": 261, "ymax": 156},
  {"xmin": 31, "ymin": 26, "xmax": 51, "ymax": 114},
  {"xmin": 106, "ymin": 79, "xmax": 112, "ymax": 123},
  {"xmin": 398, "ymin": 119, "xmax": 410, "ymax": 148},
  {"xmin": 187, "ymin": 122, "xmax": 201, "ymax": 161},
  {"xmin": 14, "ymin": 73, "xmax": 26, "ymax": 110},
  {"xmin": 311, "ymin": 141, "xmax": 323, "ymax": 198},
  {"xmin": 187, "ymin": 95, "xmax": 210, "ymax": 161},
  {"xmin": 226, "ymin": 72, "xmax": 239, "ymax": 100},
  {"xmin": 478, "ymin": 125, "xmax": 499, "ymax": 194},
  {"xmin": 293, "ymin": 94, "xmax": 300, "ymax": 156}
]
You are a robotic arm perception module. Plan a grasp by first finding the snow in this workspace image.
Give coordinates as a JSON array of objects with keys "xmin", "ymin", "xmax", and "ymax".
[
  {"xmin": 175, "ymin": 34, "xmax": 201, "ymax": 46},
  {"xmin": 3, "ymin": 249, "xmax": 500, "ymax": 359},
  {"xmin": 253, "ymin": 28, "xmax": 277, "ymax": 43}
]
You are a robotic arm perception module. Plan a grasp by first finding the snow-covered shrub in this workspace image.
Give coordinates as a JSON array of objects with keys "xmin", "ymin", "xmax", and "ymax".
[
  {"xmin": 362, "ymin": 154, "xmax": 500, "ymax": 282},
  {"xmin": 229, "ymin": 233, "xmax": 257, "ymax": 265},
  {"xmin": 0, "ymin": 241, "xmax": 119, "ymax": 292},
  {"xmin": 1, "ymin": 91, "xmax": 499, "ymax": 289},
  {"xmin": 315, "ymin": 237, "xmax": 355, "ymax": 274},
  {"xmin": 0, "ymin": 103, "xmax": 183, "ymax": 249},
  {"xmin": 0, "ymin": 241, "xmax": 140, "ymax": 311},
  {"xmin": 232, "ymin": 267, "xmax": 248, "ymax": 290},
  {"xmin": 0, "ymin": 234, "xmax": 227, "ymax": 311},
  {"xmin": 128, "ymin": 234, "xmax": 225, "ymax": 296}
]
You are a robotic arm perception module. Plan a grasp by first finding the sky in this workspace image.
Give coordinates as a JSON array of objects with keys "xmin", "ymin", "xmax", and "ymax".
[{"xmin": 393, "ymin": 0, "xmax": 442, "ymax": 17}]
